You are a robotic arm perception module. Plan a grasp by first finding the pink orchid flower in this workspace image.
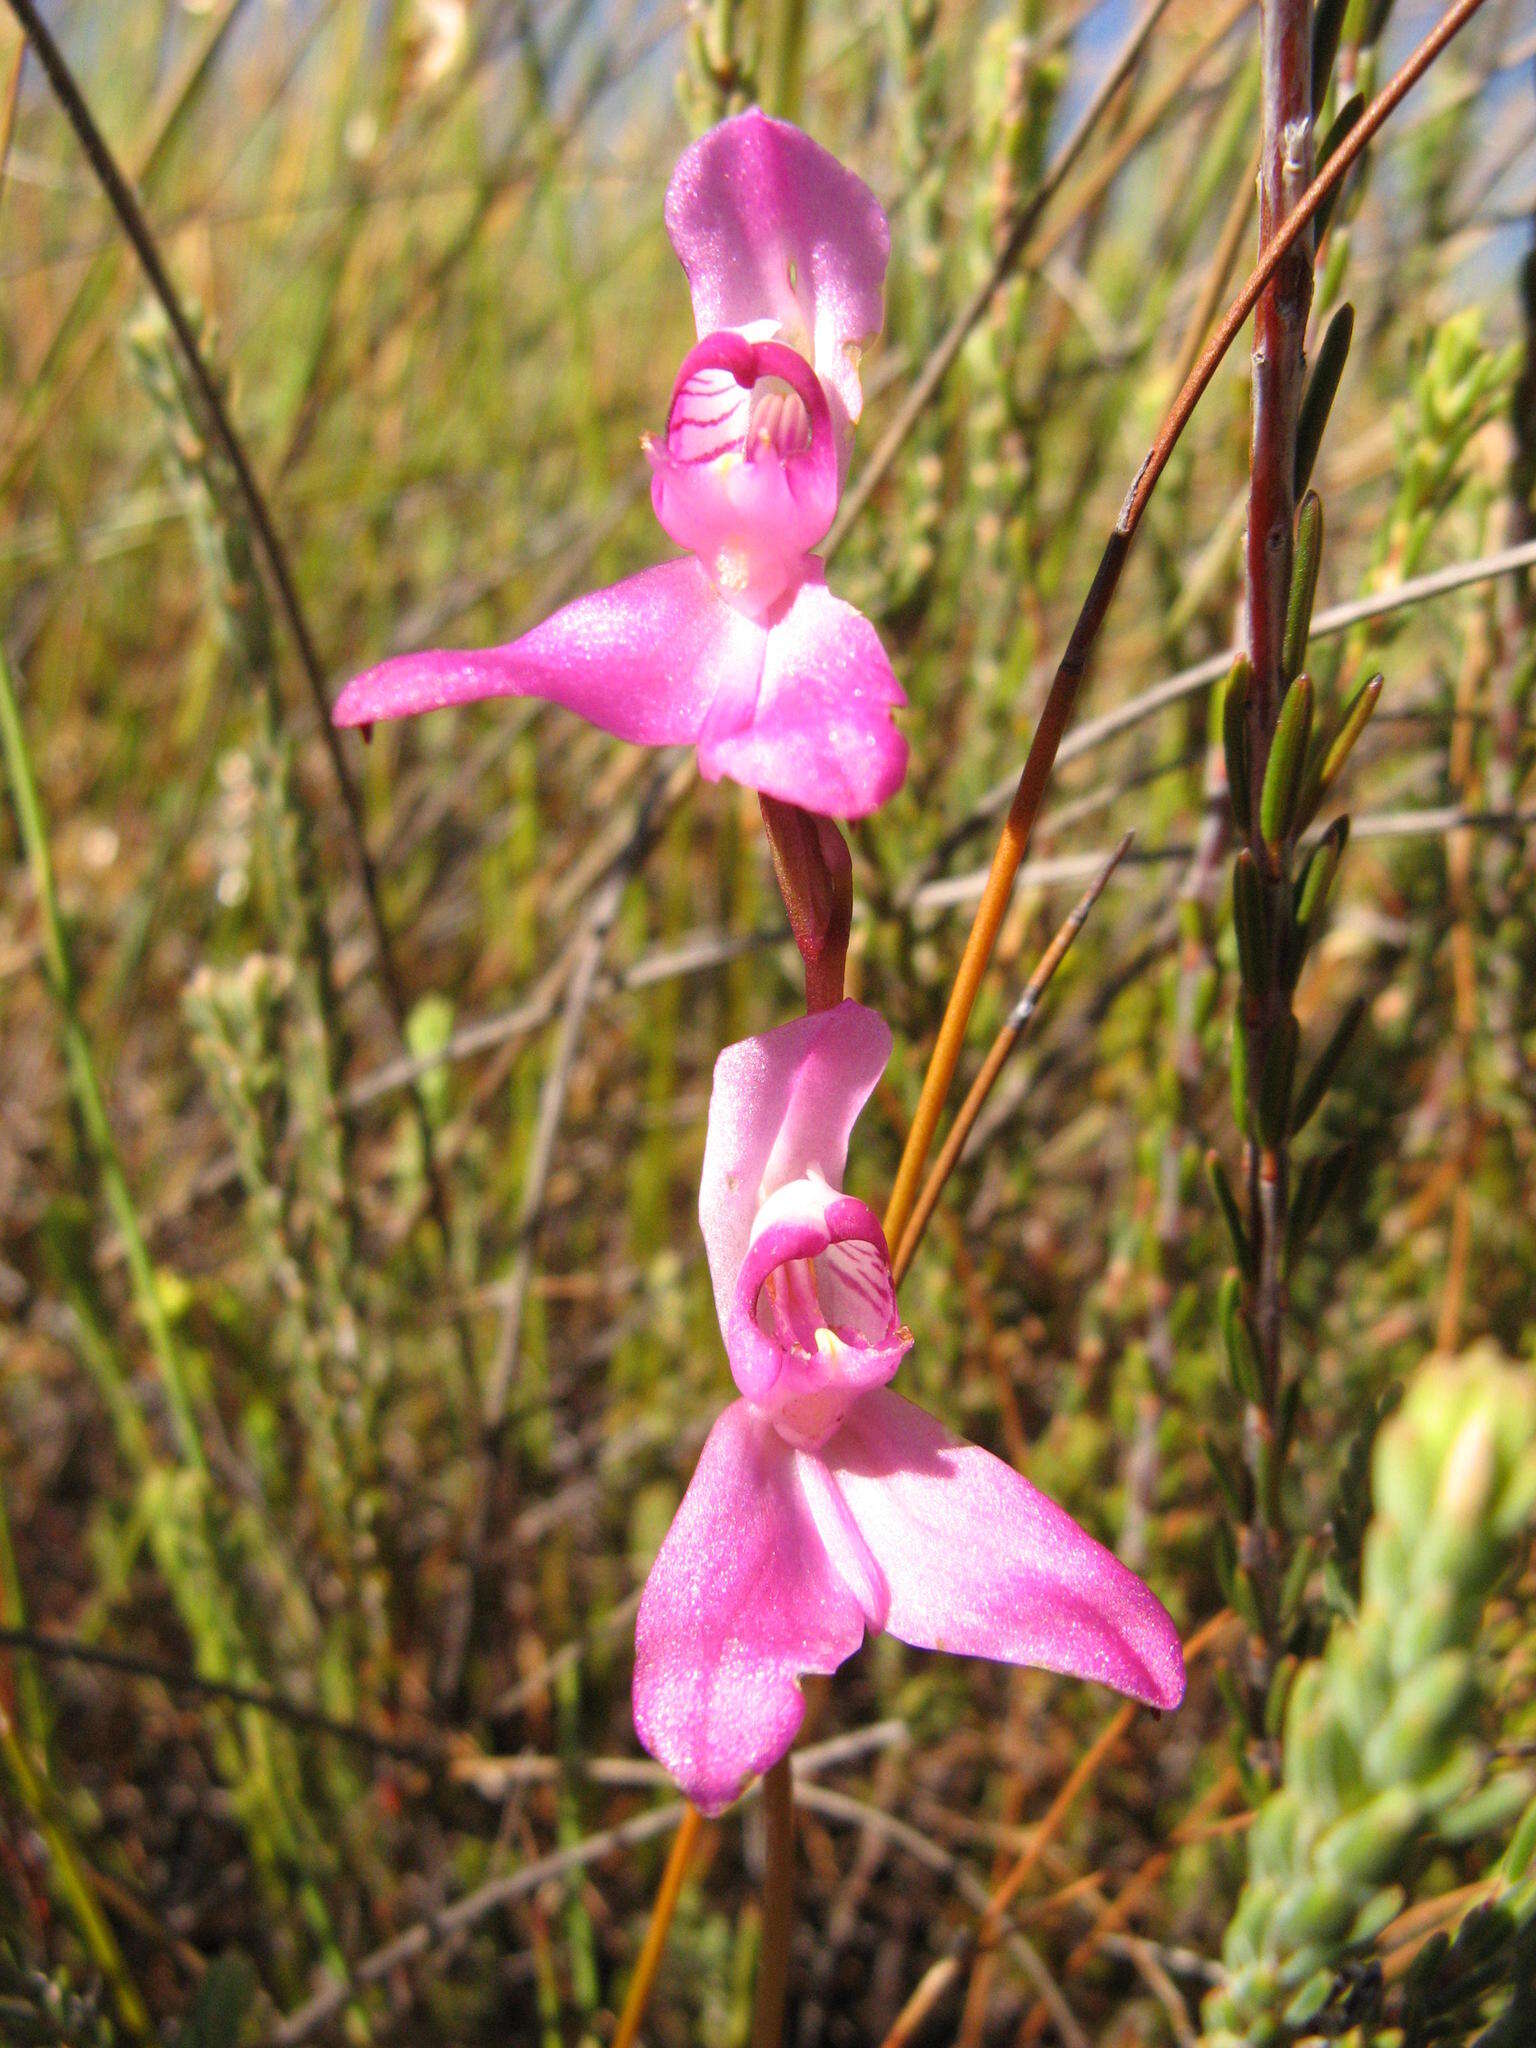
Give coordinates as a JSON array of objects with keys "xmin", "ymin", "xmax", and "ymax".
[
  {"xmin": 633, "ymin": 1001, "xmax": 1187, "ymax": 1814},
  {"xmin": 333, "ymin": 111, "xmax": 907, "ymax": 821}
]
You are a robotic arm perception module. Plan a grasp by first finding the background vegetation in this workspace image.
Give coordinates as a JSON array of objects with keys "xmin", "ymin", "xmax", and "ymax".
[{"xmin": 1, "ymin": 0, "xmax": 1533, "ymax": 2042}]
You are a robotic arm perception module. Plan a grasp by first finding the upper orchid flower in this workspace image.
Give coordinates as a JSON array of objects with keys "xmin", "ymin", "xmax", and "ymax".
[
  {"xmin": 334, "ymin": 112, "xmax": 907, "ymax": 821},
  {"xmin": 632, "ymin": 1002, "xmax": 1187, "ymax": 1814}
]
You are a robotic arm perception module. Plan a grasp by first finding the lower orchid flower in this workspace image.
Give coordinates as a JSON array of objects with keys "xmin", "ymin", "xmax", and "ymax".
[
  {"xmin": 633, "ymin": 1001, "xmax": 1187, "ymax": 1814},
  {"xmin": 333, "ymin": 112, "xmax": 906, "ymax": 820}
]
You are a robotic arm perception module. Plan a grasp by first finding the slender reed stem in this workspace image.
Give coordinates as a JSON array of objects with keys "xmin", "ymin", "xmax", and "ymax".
[
  {"xmin": 0, "ymin": 647, "xmax": 209, "ymax": 1478},
  {"xmin": 827, "ymin": 0, "xmax": 1180, "ymax": 556},
  {"xmin": 611, "ymin": 1804, "xmax": 704, "ymax": 2048},
  {"xmin": 891, "ymin": 835, "xmax": 1132, "ymax": 1283},
  {"xmin": 880, "ymin": 0, "xmax": 1493, "ymax": 1256},
  {"xmin": 751, "ymin": 1755, "xmax": 796, "ymax": 2048},
  {"xmin": 0, "ymin": 1696, "xmax": 153, "ymax": 2041},
  {"xmin": 1, "ymin": 0, "xmax": 472, "ymax": 1374}
]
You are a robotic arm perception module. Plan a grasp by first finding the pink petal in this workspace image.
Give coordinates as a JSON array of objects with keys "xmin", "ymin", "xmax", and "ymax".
[
  {"xmin": 665, "ymin": 110, "xmax": 890, "ymax": 438},
  {"xmin": 699, "ymin": 1002, "xmax": 893, "ymax": 1347},
  {"xmin": 632, "ymin": 1400, "xmax": 877, "ymax": 1813},
  {"xmin": 698, "ymin": 570, "xmax": 908, "ymax": 819},
  {"xmin": 824, "ymin": 1391, "xmax": 1188, "ymax": 1712},
  {"xmin": 648, "ymin": 332, "xmax": 838, "ymax": 617},
  {"xmin": 332, "ymin": 558, "xmax": 761, "ymax": 743}
]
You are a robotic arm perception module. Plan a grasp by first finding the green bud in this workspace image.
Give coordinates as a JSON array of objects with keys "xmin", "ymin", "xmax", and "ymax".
[
  {"xmin": 1204, "ymin": 1431, "xmax": 1249, "ymax": 1520},
  {"xmin": 1296, "ymin": 815, "xmax": 1349, "ymax": 938},
  {"xmin": 1282, "ymin": 496, "xmax": 1324, "ymax": 686},
  {"xmin": 1311, "ymin": 0, "xmax": 1350, "ymax": 113},
  {"xmin": 1258, "ymin": 1013, "xmax": 1300, "ymax": 1148},
  {"xmin": 1361, "ymin": 1651, "xmax": 1475, "ymax": 1785},
  {"xmin": 1208, "ymin": 1151, "xmax": 1253, "ymax": 1277},
  {"xmin": 1280, "ymin": 1536, "xmax": 1315, "ymax": 1629},
  {"xmin": 1220, "ymin": 1272, "xmax": 1265, "ymax": 1402},
  {"xmin": 1262, "ymin": 676, "xmax": 1315, "ymax": 850},
  {"xmin": 1295, "ymin": 303, "xmax": 1355, "ymax": 499},
  {"xmin": 1504, "ymin": 1796, "xmax": 1536, "ymax": 1881},
  {"xmin": 1223, "ymin": 656, "xmax": 1254, "ymax": 838},
  {"xmin": 1270, "ymin": 1870, "xmax": 1355, "ymax": 1950},
  {"xmin": 1318, "ymin": 1786, "xmax": 1422, "ymax": 1887},
  {"xmin": 1282, "ymin": 1968, "xmax": 1334, "ymax": 2031},
  {"xmin": 1265, "ymin": 1654, "xmax": 1299, "ymax": 1741},
  {"xmin": 1439, "ymin": 1770, "xmax": 1536, "ymax": 1845},
  {"xmin": 1319, "ymin": 673, "xmax": 1383, "ymax": 791},
  {"xmin": 1234, "ymin": 850, "xmax": 1271, "ymax": 995},
  {"xmin": 1350, "ymin": 1886, "xmax": 1405, "ymax": 1946},
  {"xmin": 1288, "ymin": 1141, "xmax": 1354, "ymax": 1259},
  {"xmin": 1312, "ymin": 93, "xmax": 1364, "ymax": 242},
  {"xmin": 1232, "ymin": 1006, "xmax": 1252, "ymax": 1137}
]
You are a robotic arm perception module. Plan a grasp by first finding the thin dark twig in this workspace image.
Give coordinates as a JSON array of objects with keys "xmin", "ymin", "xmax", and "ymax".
[
  {"xmin": 1, "ymin": 0, "xmax": 472, "ymax": 1367},
  {"xmin": 880, "ymin": 0, "xmax": 1495, "ymax": 1256},
  {"xmin": 0, "ymin": 1624, "xmax": 446, "ymax": 1767}
]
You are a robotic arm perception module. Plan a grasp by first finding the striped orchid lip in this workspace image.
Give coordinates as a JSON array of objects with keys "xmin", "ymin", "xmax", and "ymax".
[
  {"xmin": 646, "ymin": 332, "xmax": 838, "ymax": 620},
  {"xmin": 727, "ymin": 1175, "xmax": 911, "ymax": 1449}
]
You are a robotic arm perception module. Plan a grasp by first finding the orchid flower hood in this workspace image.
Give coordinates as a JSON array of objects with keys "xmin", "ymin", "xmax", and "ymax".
[
  {"xmin": 334, "ymin": 112, "xmax": 907, "ymax": 821},
  {"xmin": 632, "ymin": 1002, "xmax": 1187, "ymax": 1814}
]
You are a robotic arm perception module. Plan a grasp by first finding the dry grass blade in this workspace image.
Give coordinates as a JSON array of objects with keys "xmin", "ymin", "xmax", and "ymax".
[{"xmin": 891, "ymin": 833, "xmax": 1133, "ymax": 1284}]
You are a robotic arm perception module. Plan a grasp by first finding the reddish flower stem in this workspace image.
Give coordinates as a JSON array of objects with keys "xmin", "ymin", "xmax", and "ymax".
[{"xmin": 759, "ymin": 794, "xmax": 854, "ymax": 1014}]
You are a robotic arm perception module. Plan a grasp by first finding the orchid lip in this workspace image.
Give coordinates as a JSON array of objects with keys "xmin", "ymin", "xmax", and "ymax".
[
  {"xmin": 724, "ymin": 1177, "xmax": 911, "ymax": 1440},
  {"xmin": 648, "ymin": 331, "xmax": 839, "ymax": 618}
]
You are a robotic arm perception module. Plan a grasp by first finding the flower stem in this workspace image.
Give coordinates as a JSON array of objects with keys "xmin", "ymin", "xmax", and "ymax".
[
  {"xmin": 759, "ymin": 795, "xmax": 853, "ymax": 1015},
  {"xmin": 611, "ymin": 1803, "xmax": 704, "ymax": 2048},
  {"xmin": 750, "ymin": 1755, "xmax": 796, "ymax": 2048}
]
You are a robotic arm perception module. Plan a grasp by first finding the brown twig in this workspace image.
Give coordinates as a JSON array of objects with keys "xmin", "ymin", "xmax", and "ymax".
[
  {"xmin": 873, "ymin": 1609, "xmax": 1233, "ymax": 2048},
  {"xmin": 880, "ymin": 0, "xmax": 1495, "ymax": 1257},
  {"xmin": 438, "ymin": 756, "xmax": 690, "ymax": 1699},
  {"xmin": 0, "ymin": 1623, "xmax": 446, "ymax": 1767},
  {"xmin": 268, "ymin": 1722, "xmax": 906, "ymax": 2046}
]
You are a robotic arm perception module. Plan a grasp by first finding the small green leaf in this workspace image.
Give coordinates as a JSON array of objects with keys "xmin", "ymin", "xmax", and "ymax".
[
  {"xmin": 1234, "ymin": 849, "xmax": 1271, "ymax": 995},
  {"xmin": 1319, "ymin": 672, "xmax": 1383, "ymax": 791},
  {"xmin": 1222, "ymin": 655, "xmax": 1253, "ymax": 838},
  {"xmin": 1232, "ymin": 1007, "xmax": 1252, "ymax": 1136},
  {"xmin": 1310, "ymin": 0, "xmax": 1351, "ymax": 114},
  {"xmin": 1292, "ymin": 993, "xmax": 1367, "ymax": 1133},
  {"xmin": 1262, "ymin": 675, "xmax": 1315, "ymax": 850},
  {"xmin": 1207, "ymin": 1150, "xmax": 1253, "ymax": 1277},
  {"xmin": 1295, "ymin": 302, "xmax": 1355, "ymax": 498},
  {"xmin": 1258, "ymin": 1013, "xmax": 1300, "ymax": 1147},
  {"xmin": 1282, "ymin": 494, "xmax": 1324, "ymax": 686},
  {"xmin": 1313, "ymin": 92, "xmax": 1365, "ymax": 241}
]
